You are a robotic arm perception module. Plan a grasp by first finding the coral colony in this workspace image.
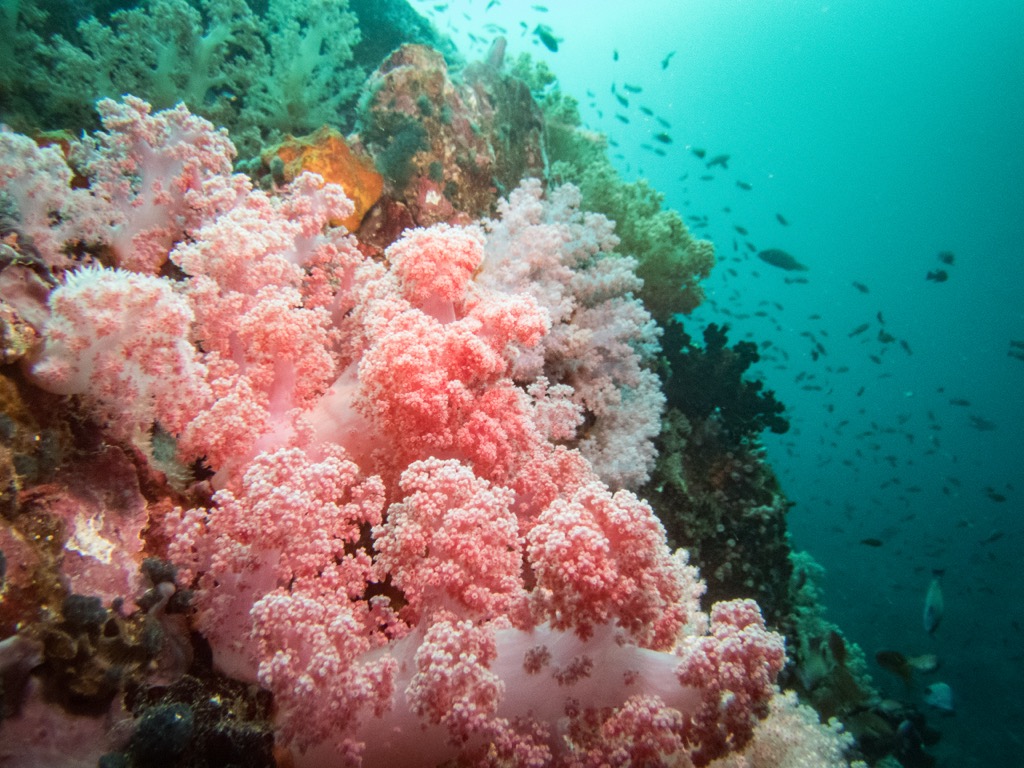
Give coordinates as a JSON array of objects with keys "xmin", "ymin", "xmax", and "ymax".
[{"xmin": 0, "ymin": 1, "xmax": 885, "ymax": 766}]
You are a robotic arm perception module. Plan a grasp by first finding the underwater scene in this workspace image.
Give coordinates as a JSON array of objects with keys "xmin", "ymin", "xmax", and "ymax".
[{"xmin": 0, "ymin": 0, "xmax": 1021, "ymax": 766}]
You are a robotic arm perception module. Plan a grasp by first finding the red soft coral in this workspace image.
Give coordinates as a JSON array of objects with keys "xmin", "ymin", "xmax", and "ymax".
[
  {"xmin": 373, "ymin": 458, "xmax": 527, "ymax": 625},
  {"xmin": 674, "ymin": 599, "xmax": 788, "ymax": 766},
  {"xmin": 526, "ymin": 481, "xmax": 692, "ymax": 649},
  {"xmin": 165, "ymin": 445, "xmax": 385, "ymax": 682},
  {"xmin": 353, "ymin": 224, "xmax": 550, "ymax": 483}
]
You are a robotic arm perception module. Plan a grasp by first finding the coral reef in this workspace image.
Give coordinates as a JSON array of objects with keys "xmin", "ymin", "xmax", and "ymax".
[
  {"xmin": 357, "ymin": 43, "xmax": 544, "ymax": 228},
  {"xmin": 0, "ymin": 98, "xmax": 828, "ymax": 766},
  {"xmin": 661, "ymin": 322, "xmax": 789, "ymax": 442},
  {"xmin": 0, "ymin": 0, "xmax": 451, "ymax": 160},
  {"xmin": 260, "ymin": 126, "xmax": 383, "ymax": 232},
  {"xmin": 0, "ymin": 9, "xmax": 880, "ymax": 764},
  {"xmin": 642, "ymin": 322, "xmax": 791, "ymax": 620},
  {"xmin": 518, "ymin": 53, "xmax": 716, "ymax": 324}
]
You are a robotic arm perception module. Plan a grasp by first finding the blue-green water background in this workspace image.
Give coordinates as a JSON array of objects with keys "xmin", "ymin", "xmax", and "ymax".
[{"xmin": 419, "ymin": 0, "xmax": 1024, "ymax": 764}]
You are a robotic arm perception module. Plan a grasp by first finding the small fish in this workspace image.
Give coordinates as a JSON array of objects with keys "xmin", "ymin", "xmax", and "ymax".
[
  {"xmin": 614, "ymin": 113, "xmax": 629, "ymax": 124},
  {"xmin": 613, "ymin": 91, "xmax": 629, "ymax": 108},
  {"xmin": 876, "ymin": 650, "xmax": 913, "ymax": 684},
  {"xmin": 852, "ymin": 281, "xmax": 870, "ymax": 293},
  {"xmin": 979, "ymin": 529, "xmax": 1005, "ymax": 544},
  {"xmin": 923, "ymin": 569, "xmax": 944, "ymax": 635},
  {"xmin": 758, "ymin": 248, "xmax": 808, "ymax": 271},
  {"xmin": 859, "ymin": 537, "xmax": 884, "ymax": 547},
  {"xmin": 776, "ymin": 213, "xmax": 789, "ymax": 226},
  {"xmin": 985, "ymin": 488, "xmax": 1007, "ymax": 502},
  {"xmin": 923, "ymin": 682, "xmax": 954, "ymax": 714},
  {"xmin": 937, "ymin": 251, "xmax": 955, "ymax": 265},
  {"xmin": 656, "ymin": 116, "xmax": 671, "ymax": 128},
  {"xmin": 878, "ymin": 329, "xmax": 896, "ymax": 344},
  {"xmin": 900, "ymin": 339, "xmax": 913, "ymax": 355},
  {"xmin": 661, "ymin": 50, "xmax": 676, "ymax": 69},
  {"xmin": 736, "ymin": 180, "xmax": 753, "ymax": 190},
  {"xmin": 734, "ymin": 225, "xmax": 748, "ymax": 235},
  {"xmin": 622, "ymin": 83, "xmax": 642, "ymax": 94},
  {"xmin": 639, "ymin": 105, "xmax": 654, "ymax": 116},
  {"xmin": 826, "ymin": 631, "xmax": 847, "ymax": 666},
  {"xmin": 486, "ymin": 0, "xmax": 499, "ymax": 9},
  {"xmin": 533, "ymin": 24, "xmax": 561, "ymax": 52},
  {"xmin": 613, "ymin": 49, "xmax": 619, "ymax": 61},
  {"xmin": 705, "ymin": 154, "xmax": 730, "ymax": 169},
  {"xmin": 969, "ymin": 414, "xmax": 997, "ymax": 431},
  {"xmin": 907, "ymin": 653, "xmax": 940, "ymax": 673},
  {"xmin": 949, "ymin": 397, "xmax": 970, "ymax": 406},
  {"xmin": 653, "ymin": 132, "xmax": 672, "ymax": 144},
  {"xmin": 926, "ymin": 269, "xmax": 948, "ymax": 282},
  {"xmin": 848, "ymin": 323, "xmax": 870, "ymax": 337},
  {"xmin": 531, "ymin": 4, "xmax": 548, "ymax": 11},
  {"xmin": 691, "ymin": 147, "xmax": 706, "ymax": 159}
]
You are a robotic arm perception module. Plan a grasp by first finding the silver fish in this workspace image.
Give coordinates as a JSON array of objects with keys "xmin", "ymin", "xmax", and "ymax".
[
  {"xmin": 924, "ymin": 682, "xmax": 954, "ymax": 713},
  {"xmin": 923, "ymin": 569, "xmax": 944, "ymax": 634}
]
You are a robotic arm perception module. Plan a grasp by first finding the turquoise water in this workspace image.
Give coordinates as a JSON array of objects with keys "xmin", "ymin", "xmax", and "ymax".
[
  {"xmin": 2, "ymin": 0, "xmax": 1020, "ymax": 763},
  {"xmin": 426, "ymin": 1, "xmax": 1024, "ymax": 765}
]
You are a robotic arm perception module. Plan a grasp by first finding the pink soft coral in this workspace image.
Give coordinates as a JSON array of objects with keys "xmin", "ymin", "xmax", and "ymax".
[
  {"xmin": 27, "ymin": 265, "xmax": 208, "ymax": 443},
  {"xmin": 373, "ymin": 458, "xmax": 527, "ymax": 625},
  {"xmin": 479, "ymin": 179, "xmax": 665, "ymax": 489},
  {"xmin": 0, "ymin": 96, "xmax": 245, "ymax": 274},
  {"xmin": 4, "ymin": 100, "xmax": 814, "ymax": 767},
  {"xmin": 351, "ymin": 223, "xmax": 554, "ymax": 485},
  {"xmin": 171, "ymin": 171, "xmax": 362, "ymax": 477},
  {"xmin": 675, "ymin": 599, "xmax": 788, "ymax": 766},
  {"xmin": 0, "ymin": 129, "xmax": 84, "ymax": 271},
  {"xmin": 252, "ymin": 580, "xmax": 398, "ymax": 758},
  {"xmin": 526, "ymin": 481, "xmax": 695, "ymax": 649},
  {"xmin": 386, "ymin": 223, "xmax": 484, "ymax": 320},
  {"xmin": 75, "ymin": 95, "xmax": 243, "ymax": 273},
  {"xmin": 165, "ymin": 445, "xmax": 386, "ymax": 682}
]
